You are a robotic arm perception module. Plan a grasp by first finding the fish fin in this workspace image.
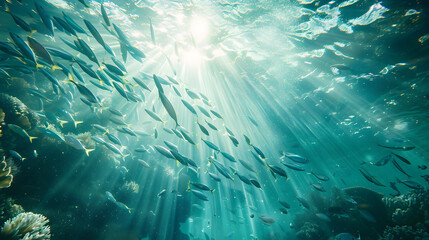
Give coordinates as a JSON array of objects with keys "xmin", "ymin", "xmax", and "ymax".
[
  {"xmin": 74, "ymin": 121, "xmax": 83, "ymax": 128},
  {"xmin": 176, "ymin": 160, "xmax": 179, "ymax": 167},
  {"xmin": 36, "ymin": 63, "xmax": 45, "ymax": 69},
  {"xmin": 51, "ymin": 65, "xmax": 62, "ymax": 72},
  {"xmin": 210, "ymin": 189, "xmax": 215, "ymax": 195},
  {"xmin": 85, "ymin": 148, "xmax": 95, "ymax": 156},
  {"xmin": 22, "ymin": 158, "xmax": 26, "ymax": 161},
  {"xmin": 29, "ymin": 136, "xmax": 37, "ymax": 143},
  {"xmin": 29, "ymin": 30, "xmax": 37, "ymax": 37},
  {"xmin": 5, "ymin": 4, "xmax": 10, "ymax": 13},
  {"xmin": 162, "ymin": 121, "xmax": 167, "ymax": 126}
]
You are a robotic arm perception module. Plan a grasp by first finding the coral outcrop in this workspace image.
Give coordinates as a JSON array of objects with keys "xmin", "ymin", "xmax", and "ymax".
[{"xmin": 0, "ymin": 212, "xmax": 50, "ymax": 240}]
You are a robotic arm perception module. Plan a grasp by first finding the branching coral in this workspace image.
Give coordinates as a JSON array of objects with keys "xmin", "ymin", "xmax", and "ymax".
[
  {"xmin": 382, "ymin": 188, "xmax": 429, "ymax": 238},
  {"xmin": 0, "ymin": 212, "xmax": 50, "ymax": 240}
]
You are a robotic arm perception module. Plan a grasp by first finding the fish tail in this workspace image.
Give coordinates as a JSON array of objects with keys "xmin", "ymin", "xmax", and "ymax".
[
  {"xmin": 51, "ymin": 64, "xmax": 62, "ymax": 72},
  {"xmin": 176, "ymin": 160, "xmax": 179, "ymax": 167},
  {"xmin": 5, "ymin": 4, "xmax": 10, "ymax": 13},
  {"xmin": 29, "ymin": 30, "xmax": 37, "ymax": 37},
  {"xmin": 59, "ymin": 120, "xmax": 68, "ymax": 128},
  {"xmin": 29, "ymin": 136, "xmax": 37, "ymax": 143},
  {"xmin": 162, "ymin": 121, "xmax": 167, "ymax": 126},
  {"xmin": 22, "ymin": 158, "xmax": 26, "ymax": 161},
  {"xmin": 210, "ymin": 189, "xmax": 215, "ymax": 195},
  {"xmin": 74, "ymin": 121, "xmax": 83, "ymax": 128},
  {"xmin": 85, "ymin": 148, "xmax": 95, "ymax": 156},
  {"xmin": 36, "ymin": 63, "xmax": 45, "ymax": 70}
]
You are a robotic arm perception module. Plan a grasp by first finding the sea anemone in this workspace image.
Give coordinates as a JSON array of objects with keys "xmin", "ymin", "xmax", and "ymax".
[{"xmin": 0, "ymin": 212, "xmax": 51, "ymax": 240}]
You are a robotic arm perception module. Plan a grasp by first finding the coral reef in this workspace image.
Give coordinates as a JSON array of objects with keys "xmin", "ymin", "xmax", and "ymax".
[
  {"xmin": 293, "ymin": 186, "xmax": 390, "ymax": 240},
  {"xmin": 295, "ymin": 222, "xmax": 327, "ymax": 240},
  {"xmin": 0, "ymin": 197, "xmax": 24, "ymax": 224},
  {"xmin": 381, "ymin": 224, "xmax": 429, "ymax": 240},
  {"xmin": 0, "ymin": 93, "xmax": 38, "ymax": 131},
  {"xmin": 381, "ymin": 188, "xmax": 429, "ymax": 239},
  {"xmin": 0, "ymin": 157, "xmax": 13, "ymax": 188},
  {"xmin": 0, "ymin": 212, "xmax": 50, "ymax": 240},
  {"xmin": 384, "ymin": 188, "xmax": 429, "ymax": 226}
]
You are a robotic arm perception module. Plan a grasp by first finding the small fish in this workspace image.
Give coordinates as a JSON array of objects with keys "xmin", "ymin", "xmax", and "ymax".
[
  {"xmin": 9, "ymin": 32, "xmax": 37, "ymax": 65},
  {"xmin": 281, "ymin": 161, "xmax": 305, "ymax": 171},
  {"xmin": 280, "ymin": 208, "xmax": 288, "ymax": 214},
  {"xmin": 145, "ymin": 109, "xmax": 165, "ymax": 123},
  {"xmin": 159, "ymin": 91, "xmax": 178, "ymax": 127},
  {"xmin": 7, "ymin": 124, "xmax": 37, "ymax": 143},
  {"xmin": 106, "ymin": 133, "xmax": 122, "ymax": 146},
  {"xmin": 35, "ymin": 2, "xmax": 54, "ymax": 36},
  {"xmin": 359, "ymin": 168, "xmax": 385, "ymax": 187},
  {"xmin": 209, "ymin": 157, "xmax": 233, "ymax": 181},
  {"xmin": 315, "ymin": 213, "xmax": 331, "ymax": 222},
  {"xmin": 233, "ymin": 171, "xmax": 252, "ymax": 185},
  {"xmin": 112, "ymin": 82, "xmax": 129, "ymax": 101},
  {"xmin": 221, "ymin": 152, "xmax": 237, "ymax": 162},
  {"xmin": 210, "ymin": 110, "xmax": 223, "ymax": 119},
  {"xmin": 283, "ymin": 154, "xmax": 308, "ymax": 164},
  {"xmin": 296, "ymin": 197, "xmax": 310, "ymax": 209},
  {"xmin": 250, "ymin": 179, "xmax": 262, "ymax": 189},
  {"xmin": 396, "ymin": 178, "xmax": 423, "ymax": 189},
  {"xmin": 103, "ymin": 142, "xmax": 123, "ymax": 156},
  {"xmin": 179, "ymin": 129, "xmax": 196, "ymax": 145},
  {"xmin": 185, "ymin": 88, "xmax": 200, "ymax": 100},
  {"xmin": 154, "ymin": 145, "xmax": 175, "ymax": 159},
  {"xmin": 149, "ymin": 18, "xmax": 155, "ymax": 44},
  {"xmin": 310, "ymin": 171, "xmax": 329, "ymax": 181},
  {"xmin": 197, "ymin": 105, "xmax": 211, "ymax": 118},
  {"xmin": 138, "ymin": 159, "xmax": 150, "ymax": 168},
  {"xmin": 205, "ymin": 120, "xmax": 218, "ymax": 131},
  {"xmin": 208, "ymin": 172, "xmax": 221, "ymax": 182},
  {"xmin": 27, "ymin": 37, "xmax": 58, "ymax": 69},
  {"xmin": 244, "ymin": 135, "xmax": 252, "ymax": 145},
  {"xmin": 310, "ymin": 183, "xmax": 326, "ymax": 192},
  {"xmin": 189, "ymin": 182, "xmax": 214, "ymax": 193},
  {"xmin": 259, "ymin": 216, "xmax": 275, "ymax": 225},
  {"xmin": 9, "ymin": 150, "xmax": 24, "ymax": 161},
  {"xmin": 101, "ymin": 1, "xmax": 110, "ymax": 26},
  {"xmin": 372, "ymin": 155, "xmax": 391, "ymax": 166},
  {"xmin": 391, "ymin": 159, "xmax": 411, "ymax": 177},
  {"xmin": 157, "ymin": 189, "xmax": 166, "ymax": 197},
  {"xmin": 65, "ymin": 135, "xmax": 94, "ymax": 156},
  {"xmin": 228, "ymin": 135, "xmax": 239, "ymax": 147},
  {"xmin": 391, "ymin": 153, "xmax": 411, "ymax": 165},
  {"xmin": 389, "ymin": 182, "xmax": 401, "ymax": 196},
  {"xmin": 182, "ymin": 99, "xmax": 197, "ymax": 115},
  {"xmin": 197, "ymin": 121, "xmax": 210, "ymax": 136},
  {"xmin": 191, "ymin": 189, "xmax": 209, "ymax": 201},
  {"xmin": 202, "ymin": 139, "xmax": 220, "ymax": 152},
  {"xmin": 377, "ymin": 144, "xmax": 415, "ymax": 151},
  {"xmin": 279, "ymin": 201, "xmax": 290, "ymax": 209},
  {"xmin": 335, "ymin": 233, "xmax": 360, "ymax": 240}
]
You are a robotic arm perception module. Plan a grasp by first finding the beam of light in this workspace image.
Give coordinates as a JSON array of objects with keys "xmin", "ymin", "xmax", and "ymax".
[{"xmin": 189, "ymin": 15, "xmax": 210, "ymax": 44}]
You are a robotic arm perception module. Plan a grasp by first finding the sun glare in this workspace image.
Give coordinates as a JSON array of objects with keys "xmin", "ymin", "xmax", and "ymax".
[{"xmin": 189, "ymin": 15, "xmax": 210, "ymax": 43}]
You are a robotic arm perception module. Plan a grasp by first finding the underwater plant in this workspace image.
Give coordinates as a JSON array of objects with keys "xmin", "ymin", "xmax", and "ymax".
[{"xmin": 0, "ymin": 212, "xmax": 50, "ymax": 240}]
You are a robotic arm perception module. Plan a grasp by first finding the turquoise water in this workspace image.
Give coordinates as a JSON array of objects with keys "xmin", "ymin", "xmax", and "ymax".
[{"xmin": 0, "ymin": 0, "xmax": 428, "ymax": 239}]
